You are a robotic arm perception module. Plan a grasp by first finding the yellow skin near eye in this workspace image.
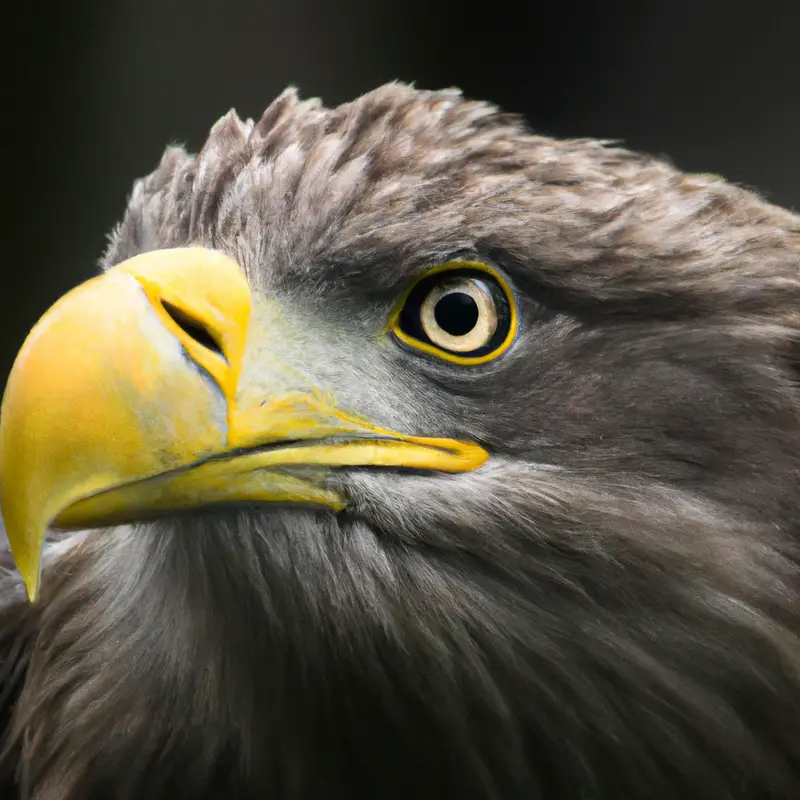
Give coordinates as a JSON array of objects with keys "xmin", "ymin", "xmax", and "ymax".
[{"xmin": 388, "ymin": 260, "xmax": 518, "ymax": 365}]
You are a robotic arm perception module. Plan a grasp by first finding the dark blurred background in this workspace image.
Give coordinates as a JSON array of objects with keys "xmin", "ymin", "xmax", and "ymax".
[{"xmin": 3, "ymin": 0, "xmax": 800, "ymax": 389}]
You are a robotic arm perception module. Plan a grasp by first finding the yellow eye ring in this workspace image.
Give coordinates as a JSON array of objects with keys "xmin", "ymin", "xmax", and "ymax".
[{"xmin": 387, "ymin": 260, "xmax": 518, "ymax": 365}]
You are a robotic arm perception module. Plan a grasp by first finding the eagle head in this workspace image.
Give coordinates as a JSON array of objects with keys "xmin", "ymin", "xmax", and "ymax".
[{"xmin": 1, "ymin": 84, "xmax": 800, "ymax": 799}]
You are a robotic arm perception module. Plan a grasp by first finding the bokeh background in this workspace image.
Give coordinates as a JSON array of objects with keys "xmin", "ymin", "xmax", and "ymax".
[{"xmin": 3, "ymin": 0, "xmax": 800, "ymax": 389}]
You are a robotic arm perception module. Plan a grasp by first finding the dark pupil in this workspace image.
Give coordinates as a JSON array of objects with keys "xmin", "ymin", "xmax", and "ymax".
[{"xmin": 433, "ymin": 291, "xmax": 479, "ymax": 336}]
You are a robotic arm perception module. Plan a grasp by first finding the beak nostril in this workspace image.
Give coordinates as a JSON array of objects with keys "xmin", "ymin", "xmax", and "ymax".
[{"xmin": 161, "ymin": 301, "xmax": 227, "ymax": 362}]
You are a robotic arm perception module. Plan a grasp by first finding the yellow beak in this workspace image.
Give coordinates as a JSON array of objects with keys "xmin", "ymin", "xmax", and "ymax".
[{"xmin": 0, "ymin": 248, "xmax": 487, "ymax": 601}]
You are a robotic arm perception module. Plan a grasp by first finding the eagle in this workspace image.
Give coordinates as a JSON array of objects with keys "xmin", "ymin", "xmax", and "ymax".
[{"xmin": 1, "ymin": 83, "xmax": 800, "ymax": 800}]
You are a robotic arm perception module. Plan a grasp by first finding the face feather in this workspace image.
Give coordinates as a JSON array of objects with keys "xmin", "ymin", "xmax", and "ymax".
[{"xmin": 2, "ymin": 82, "xmax": 800, "ymax": 799}]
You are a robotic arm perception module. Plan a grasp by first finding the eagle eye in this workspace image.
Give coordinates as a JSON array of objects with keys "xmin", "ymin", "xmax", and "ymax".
[{"xmin": 390, "ymin": 261, "xmax": 517, "ymax": 364}]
